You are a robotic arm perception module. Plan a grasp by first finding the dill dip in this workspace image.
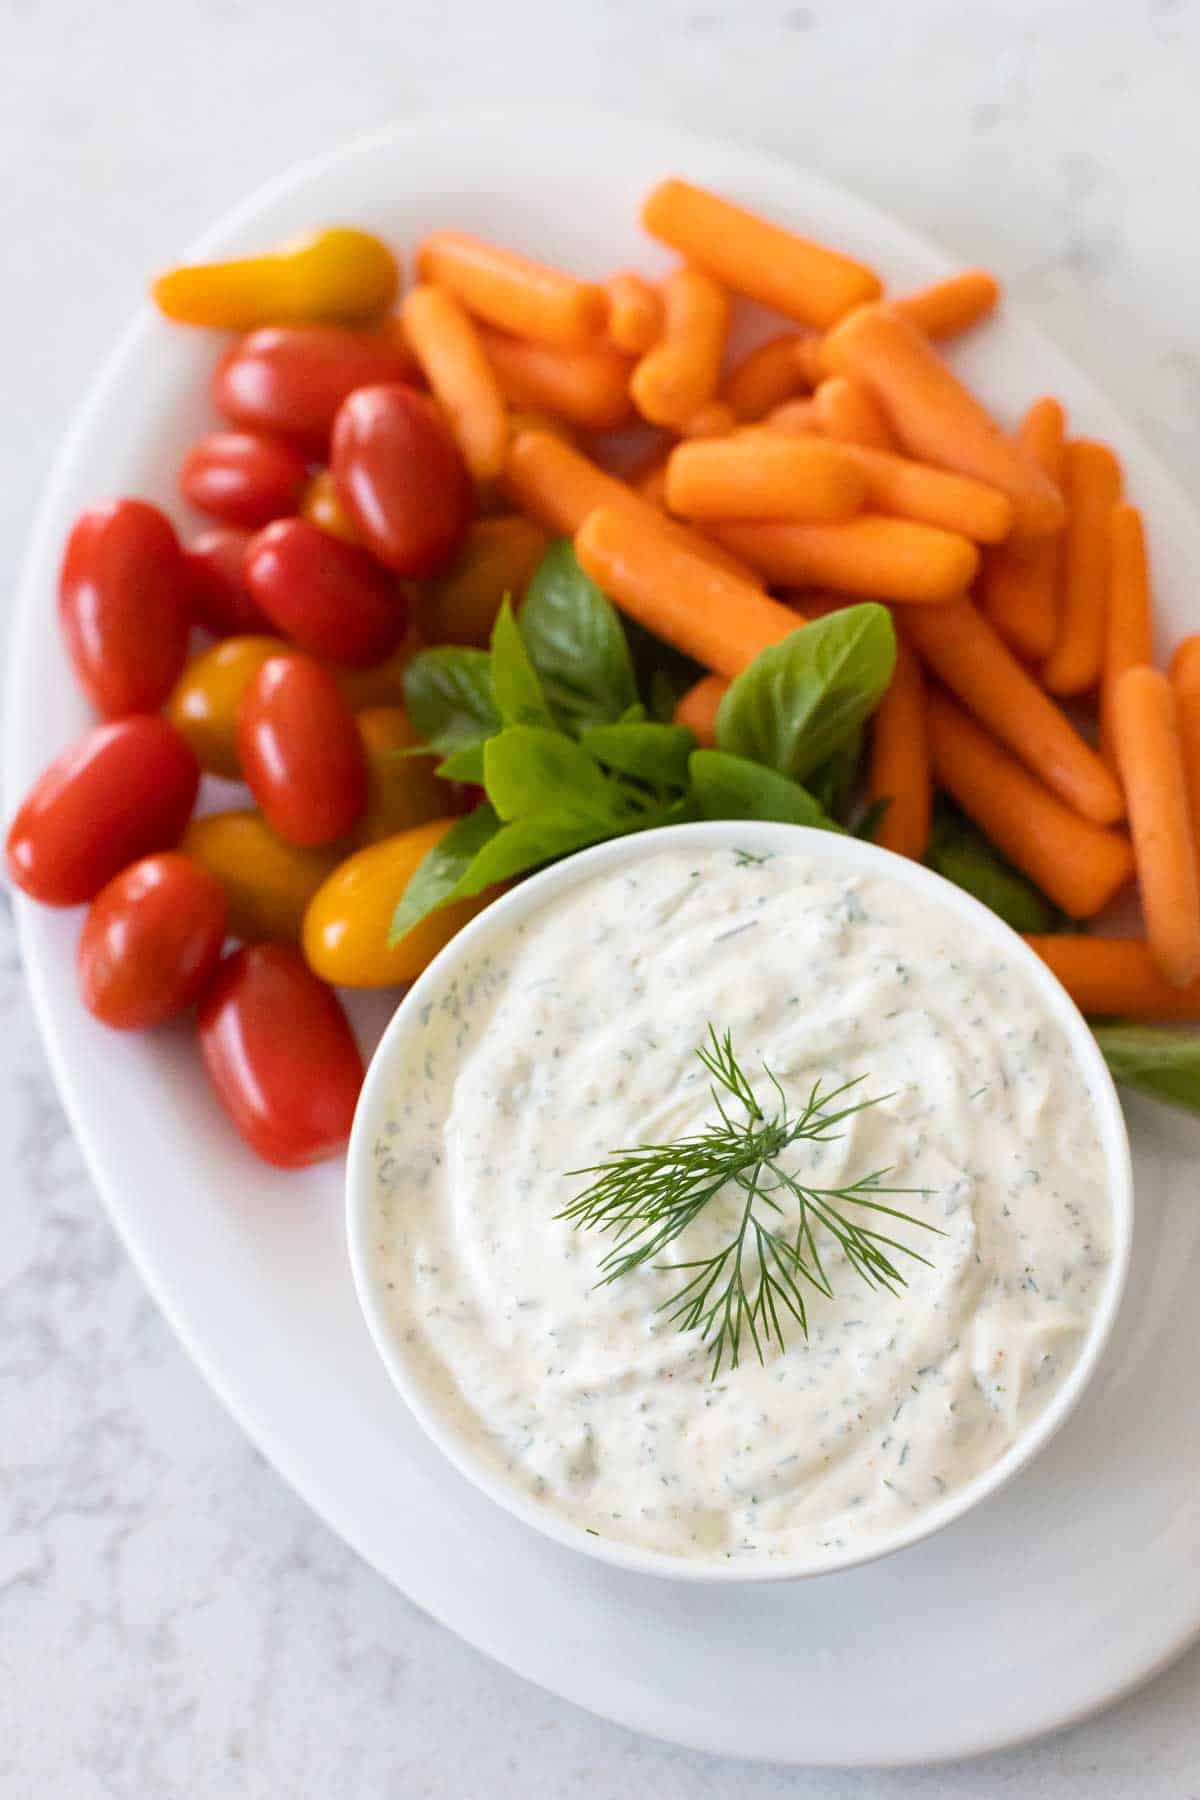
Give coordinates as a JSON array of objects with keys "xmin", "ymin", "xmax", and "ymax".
[{"xmin": 365, "ymin": 844, "xmax": 1114, "ymax": 1567}]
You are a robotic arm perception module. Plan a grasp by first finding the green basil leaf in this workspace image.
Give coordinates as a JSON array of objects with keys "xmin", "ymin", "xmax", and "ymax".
[
  {"xmin": 925, "ymin": 800, "xmax": 1059, "ymax": 934},
  {"xmin": 716, "ymin": 604, "xmax": 896, "ymax": 780},
  {"xmin": 434, "ymin": 742, "xmax": 486, "ymax": 784},
  {"xmin": 489, "ymin": 596, "xmax": 553, "ymax": 729},
  {"xmin": 519, "ymin": 540, "xmax": 638, "ymax": 731},
  {"xmin": 483, "ymin": 725, "xmax": 626, "ymax": 823},
  {"xmin": 578, "ymin": 721, "xmax": 695, "ymax": 791},
  {"xmin": 688, "ymin": 750, "xmax": 842, "ymax": 830},
  {"xmin": 389, "ymin": 805, "xmax": 502, "ymax": 941},
  {"xmin": 622, "ymin": 615, "xmax": 705, "ymax": 724},
  {"xmin": 806, "ymin": 726, "xmax": 865, "ymax": 822},
  {"xmin": 402, "ymin": 647, "xmax": 500, "ymax": 756},
  {"xmin": 853, "ymin": 795, "xmax": 892, "ymax": 842},
  {"xmin": 1093, "ymin": 1024, "xmax": 1200, "ymax": 1116}
]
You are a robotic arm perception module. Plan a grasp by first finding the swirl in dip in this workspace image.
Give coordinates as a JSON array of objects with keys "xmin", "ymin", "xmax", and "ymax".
[{"xmin": 367, "ymin": 845, "xmax": 1112, "ymax": 1566}]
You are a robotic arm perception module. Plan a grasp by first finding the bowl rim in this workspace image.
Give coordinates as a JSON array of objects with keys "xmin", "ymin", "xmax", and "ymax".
[{"xmin": 345, "ymin": 819, "xmax": 1134, "ymax": 1584}]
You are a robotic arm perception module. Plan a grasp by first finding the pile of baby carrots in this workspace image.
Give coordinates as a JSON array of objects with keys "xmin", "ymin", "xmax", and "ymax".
[{"xmin": 375, "ymin": 177, "xmax": 1200, "ymax": 1021}]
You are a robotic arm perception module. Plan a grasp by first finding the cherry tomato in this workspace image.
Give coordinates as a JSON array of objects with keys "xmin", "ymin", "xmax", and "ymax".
[
  {"xmin": 354, "ymin": 706, "xmax": 446, "ymax": 844},
  {"xmin": 243, "ymin": 518, "xmax": 407, "ymax": 666},
  {"xmin": 58, "ymin": 499, "xmax": 191, "ymax": 716},
  {"xmin": 6, "ymin": 717, "xmax": 199, "ymax": 906},
  {"xmin": 327, "ymin": 625, "xmax": 422, "ymax": 711},
  {"xmin": 212, "ymin": 325, "xmax": 416, "ymax": 451},
  {"xmin": 179, "ymin": 431, "xmax": 308, "ymax": 529},
  {"xmin": 166, "ymin": 635, "xmax": 288, "ymax": 778},
  {"xmin": 300, "ymin": 468, "xmax": 361, "ymax": 543},
  {"xmin": 197, "ymin": 944, "xmax": 363, "ymax": 1167},
  {"xmin": 303, "ymin": 818, "xmax": 491, "ymax": 987},
  {"xmin": 426, "ymin": 515, "xmax": 550, "ymax": 646},
  {"xmin": 331, "ymin": 384, "xmax": 471, "ymax": 578},
  {"xmin": 77, "ymin": 852, "xmax": 227, "ymax": 1030},
  {"xmin": 236, "ymin": 654, "xmax": 365, "ymax": 846},
  {"xmin": 183, "ymin": 526, "xmax": 271, "ymax": 635},
  {"xmin": 182, "ymin": 810, "xmax": 340, "ymax": 944}
]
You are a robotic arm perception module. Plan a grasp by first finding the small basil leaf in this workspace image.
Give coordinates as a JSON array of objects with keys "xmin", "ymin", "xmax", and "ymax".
[
  {"xmin": 688, "ymin": 750, "xmax": 842, "ymax": 830},
  {"xmin": 402, "ymin": 647, "xmax": 500, "ymax": 756},
  {"xmin": 622, "ymin": 616, "xmax": 704, "ymax": 723},
  {"xmin": 483, "ymin": 725, "xmax": 625, "ymax": 823},
  {"xmin": 489, "ymin": 597, "xmax": 553, "ymax": 729},
  {"xmin": 578, "ymin": 721, "xmax": 695, "ymax": 791},
  {"xmin": 806, "ymin": 726, "xmax": 864, "ymax": 822},
  {"xmin": 389, "ymin": 805, "xmax": 501, "ymax": 942},
  {"xmin": 716, "ymin": 604, "xmax": 896, "ymax": 780},
  {"xmin": 1093, "ymin": 1024, "xmax": 1200, "ymax": 1117},
  {"xmin": 519, "ymin": 540, "xmax": 638, "ymax": 731},
  {"xmin": 434, "ymin": 742, "xmax": 486, "ymax": 784},
  {"xmin": 925, "ymin": 800, "xmax": 1059, "ymax": 934}
]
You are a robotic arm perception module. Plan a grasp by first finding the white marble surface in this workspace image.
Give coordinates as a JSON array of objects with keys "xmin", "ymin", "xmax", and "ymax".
[{"xmin": 4, "ymin": 1, "xmax": 1200, "ymax": 1792}]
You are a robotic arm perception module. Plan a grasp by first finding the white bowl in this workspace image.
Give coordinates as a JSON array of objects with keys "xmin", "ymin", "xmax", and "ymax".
[{"xmin": 346, "ymin": 820, "xmax": 1134, "ymax": 1583}]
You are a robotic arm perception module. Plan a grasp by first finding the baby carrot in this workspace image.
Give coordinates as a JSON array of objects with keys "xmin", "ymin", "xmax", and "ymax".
[
  {"xmin": 1111, "ymin": 666, "xmax": 1200, "ymax": 987},
  {"xmin": 665, "ymin": 435, "xmax": 867, "ymax": 523},
  {"xmin": 415, "ymin": 230, "xmax": 607, "ymax": 348},
  {"xmin": 763, "ymin": 397, "xmax": 819, "ymax": 435},
  {"xmin": 642, "ymin": 178, "xmax": 882, "ymax": 330},
  {"xmin": 893, "ymin": 270, "xmax": 999, "ymax": 341},
  {"xmin": 1100, "ymin": 505, "xmax": 1153, "ymax": 760},
  {"xmin": 901, "ymin": 599, "xmax": 1125, "ymax": 825},
  {"xmin": 1171, "ymin": 636, "xmax": 1200, "ymax": 866},
  {"xmin": 401, "ymin": 284, "xmax": 508, "ymax": 485},
  {"xmin": 721, "ymin": 334, "xmax": 815, "ymax": 421},
  {"xmin": 674, "ymin": 672, "xmax": 728, "ymax": 747},
  {"xmin": 1025, "ymin": 936, "xmax": 1200, "ymax": 1020},
  {"xmin": 679, "ymin": 400, "xmax": 738, "ymax": 439},
  {"xmin": 1041, "ymin": 440, "xmax": 1123, "ymax": 696},
  {"xmin": 807, "ymin": 440, "xmax": 1014, "ymax": 542},
  {"xmin": 501, "ymin": 429, "xmax": 764, "ymax": 587},
  {"xmin": 717, "ymin": 515, "xmax": 979, "ymax": 604},
  {"xmin": 633, "ymin": 453, "xmax": 670, "ymax": 509},
  {"xmin": 811, "ymin": 376, "xmax": 896, "ymax": 450},
  {"xmin": 977, "ymin": 396, "xmax": 1065, "ymax": 661},
  {"xmin": 630, "ymin": 268, "xmax": 730, "ymax": 428},
  {"xmin": 605, "ymin": 272, "xmax": 664, "ymax": 354},
  {"xmin": 927, "ymin": 691, "xmax": 1135, "ymax": 918},
  {"xmin": 574, "ymin": 506, "xmax": 805, "ymax": 679},
  {"xmin": 821, "ymin": 304, "xmax": 1065, "ymax": 539},
  {"xmin": 869, "ymin": 632, "xmax": 930, "ymax": 860},
  {"xmin": 478, "ymin": 328, "xmax": 633, "ymax": 430}
]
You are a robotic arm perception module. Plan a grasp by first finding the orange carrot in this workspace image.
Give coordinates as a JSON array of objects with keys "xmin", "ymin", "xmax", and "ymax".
[
  {"xmin": 1100, "ymin": 504, "xmax": 1153, "ymax": 759},
  {"xmin": 717, "ymin": 515, "xmax": 978, "ymax": 604},
  {"xmin": 927, "ymin": 691, "xmax": 1134, "ymax": 918},
  {"xmin": 977, "ymin": 396, "xmax": 1065, "ymax": 660},
  {"xmin": 675, "ymin": 673, "xmax": 728, "ymax": 747},
  {"xmin": 1026, "ymin": 936, "xmax": 1200, "ymax": 1020},
  {"xmin": 642, "ymin": 178, "xmax": 882, "ymax": 330},
  {"xmin": 762, "ymin": 397, "xmax": 819, "ymax": 436},
  {"xmin": 901, "ymin": 599, "xmax": 1125, "ymax": 825},
  {"xmin": 821, "ymin": 304, "xmax": 1065, "ymax": 539},
  {"xmin": 630, "ymin": 268, "xmax": 730, "ymax": 428},
  {"xmin": 1041, "ymin": 440, "xmax": 1123, "ymax": 695},
  {"xmin": 501, "ymin": 429, "xmax": 764, "ymax": 587},
  {"xmin": 574, "ymin": 506, "xmax": 805, "ymax": 678},
  {"xmin": 811, "ymin": 376, "xmax": 896, "ymax": 450},
  {"xmin": 679, "ymin": 400, "xmax": 738, "ymax": 439},
  {"xmin": 415, "ymin": 230, "xmax": 606, "ymax": 347},
  {"xmin": 478, "ymin": 328, "xmax": 633, "ymax": 431},
  {"xmin": 606, "ymin": 272, "xmax": 664, "ymax": 354},
  {"xmin": 790, "ymin": 438, "xmax": 1013, "ymax": 542},
  {"xmin": 1171, "ymin": 636, "xmax": 1200, "ymax": 871},
  {"xmin": 504, "ymin": 407, "xmax": 576, "ymax": 445},
  {"xmin": 401, "ymin": 284, "xmax": 508, "ymax": 485},
  {"xmin": 634, "ymin": 453, "xmax": 670, "ymax": 509},
  {"xmin": 893, "ymin": 270, "xmax": 999, "ymax": 341},
  {"xmin": 721, "ymin": 334, "xmax": 815, "ymax": 421},
  {"xmin": 665, "ymin": 434, "xmax": 867, "ymax": 523},
  {"xmin": 869, "ymin": 633, "xmax": 930, "ymax": 859},
  {"xmin": 1111, "ymin": 666, "xmax": 1200, "ymax": 987}
]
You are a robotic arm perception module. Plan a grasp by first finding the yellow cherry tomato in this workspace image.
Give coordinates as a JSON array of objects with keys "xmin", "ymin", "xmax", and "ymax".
[
  {"xmin": 424, "ymin": 515, "xmax": 550, "ymax": 646},
  {"xmin": 303, "ymin": 818, "xmax": 491, "ymax": 987},
  {"xmin": 355, "ymin": 707, "xmax": 445, "ymax": 844},
  {"xmin": 151, "ymin": 227, "xmax": 400, "ymax": 330},
  {"xmin": 182, "ymin": 810, "xmax": 341, "ymax": 944},
  {"xmin": 327, "ymin": 620, "xmax": 422, "ymax": 711},
  {"xmin": 301, "ymin": 468, "xmax": 361, "ymax": 544},
  {"xmin": 166, "ymin": 635, "xmax": 288, "ymax": 778}
]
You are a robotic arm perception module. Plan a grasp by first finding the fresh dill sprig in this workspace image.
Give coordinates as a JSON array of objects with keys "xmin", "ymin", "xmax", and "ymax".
[{"xmin": 558, "ymin": 1025, "xmax": 939, "ymax": 1379}]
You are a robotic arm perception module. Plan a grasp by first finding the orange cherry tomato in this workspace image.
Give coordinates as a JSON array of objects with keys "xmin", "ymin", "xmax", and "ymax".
[
  {"xmin": 331, "ymin": 385, "xmax": 471, "ymax": 577},
  {"xmin": 166, "ymin": 635, "xmax": 288, "ymax": 778},
  {"xmin": 236, "ymin": 654, "xmax": 365, "ymax": 846},
  {"xmin": 425, "ymin": 515, "xmax": 550, "ymax": 646},
  {"xmin": 243, "ymin": 518, "xmax": 407, "ymax": 666},
  {"xmin": 179, "ymin": 431, "xmax": 309, "ymax": 529},
  {"xmin": 355, "ymin": 706, "xmax": 446, "ymax": 843},
  {"xmin": 212, "ymin": 325, "xmax": 416, "ymax": 451},
  {"xmin": 197, "ymin": 944, "xmax": 363, "ymax": 1167},
  {"xmin": 58, "ymin": 499, "xmax": 191, "ymax": 716},
  {"xmin": 181, "ymin": 810, "xmax": 340, "ymax": 944},
  {"xmin": 6, "ymin": 717, "xmax": 199, "ymax": 906},
  {"xmin": 183, "ymin": 526, "xmax": 271, "ymax": 636},
  {"xmin": 77, "ymin": 852, "xmax": 227, "ymax": 1029}
]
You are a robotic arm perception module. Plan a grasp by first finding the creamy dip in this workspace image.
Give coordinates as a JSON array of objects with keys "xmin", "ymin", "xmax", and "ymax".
[{"xmin": 369, "ymin": 847, "xmax": 1111, "ymax": 1565}]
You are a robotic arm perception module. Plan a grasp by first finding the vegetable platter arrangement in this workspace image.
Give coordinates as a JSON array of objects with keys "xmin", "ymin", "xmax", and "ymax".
[{"xmin": 8, "ymin": 179, "xmax": 1200, "ymax": 1169}]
